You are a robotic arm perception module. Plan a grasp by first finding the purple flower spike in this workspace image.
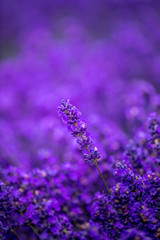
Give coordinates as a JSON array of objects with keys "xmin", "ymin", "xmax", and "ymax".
[
  {"xmin": 58, "ymin": 99, "xmax": 99, "ymax": 164},
  {"xmin": 58, "ymin": 99, "xmax": 111, "ymax": 195}
]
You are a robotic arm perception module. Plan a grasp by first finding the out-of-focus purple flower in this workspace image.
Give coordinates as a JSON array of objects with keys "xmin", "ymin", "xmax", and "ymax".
[{"xmin": 121, "ymin": 228, "xmax": 152, "ymax": 240}]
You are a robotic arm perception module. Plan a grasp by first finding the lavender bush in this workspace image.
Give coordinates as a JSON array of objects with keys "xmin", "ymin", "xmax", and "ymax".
[{"xmin": 0, "ymin": 1, "xmax": 160, "ymax": 239}]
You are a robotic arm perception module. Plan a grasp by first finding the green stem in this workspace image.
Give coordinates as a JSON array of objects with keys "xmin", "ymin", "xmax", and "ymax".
[
  {"xmin": 11, "ymin": 229, "xmax": 20, "ymax": 240},
  {"xmin": 0, "ymin": 234, "xmax": 4, "ymax": 240},
  {"xmin": 29, "ymin": 223, "xmax": 42, "ymax": 240},
  {"xmin": 76, "ymin": 125, "xmax": 111, "ymax": 195},
  {"xmin": 7, "ymin": 220, "xmax": 20, "ymax": 240},
  {"xmin": 20, "ymin": 211, "xmax": 42, "ymax": 240},
  {"xmin": 94, "ymin": 160, "xmax": 111, "ymax": 195}
]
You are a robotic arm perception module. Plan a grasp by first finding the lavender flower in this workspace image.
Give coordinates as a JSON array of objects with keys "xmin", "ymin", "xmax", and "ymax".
[
  {"xmin": 91, "ymin": 164, "xmax": 160, "ymax": 239},
  {"xmin": 58, "ymin": 100, "xmax": 94, "ymax": 163},
  {"xmin": 58, "ymin": 99, "xmax": 111, "ymax": 195}
]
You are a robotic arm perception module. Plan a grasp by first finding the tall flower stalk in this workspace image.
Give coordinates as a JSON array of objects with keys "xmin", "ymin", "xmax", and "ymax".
[{"xmin": 58, "ymin": 99, "xmax": 111, "ymax": 195}]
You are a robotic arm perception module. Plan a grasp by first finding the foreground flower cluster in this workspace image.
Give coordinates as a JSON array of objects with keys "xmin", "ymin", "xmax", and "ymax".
[{"xmin": 0, "ymin": 100, "xmax": 159, "ymax": 239}]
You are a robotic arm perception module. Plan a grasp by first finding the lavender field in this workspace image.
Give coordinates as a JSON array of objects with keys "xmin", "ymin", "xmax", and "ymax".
[{"xmin": 0, "ymin": 1, "xmax": 160, "ymax": 239}]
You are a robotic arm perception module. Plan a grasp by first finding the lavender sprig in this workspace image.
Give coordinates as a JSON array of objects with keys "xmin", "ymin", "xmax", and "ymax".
[{"xmin": 58, "ymin": 99, "xmax": 111, "ymax": 195}]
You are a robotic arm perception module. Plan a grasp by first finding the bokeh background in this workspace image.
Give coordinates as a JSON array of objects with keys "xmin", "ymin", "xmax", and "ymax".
[{"xmin": 1, "ymin": 0, "xmax": 160, "ymax": 177}]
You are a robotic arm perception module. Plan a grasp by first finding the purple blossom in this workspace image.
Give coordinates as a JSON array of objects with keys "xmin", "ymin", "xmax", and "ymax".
[
  {"xmin": 58, "ymin": 99, "xmax": 101, "ymax": 165},
  {"xmin": 58, "ymin": 99, "xmax": 111, "ymax": 195}
]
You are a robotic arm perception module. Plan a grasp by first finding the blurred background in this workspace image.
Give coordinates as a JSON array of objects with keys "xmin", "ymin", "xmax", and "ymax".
[{"xmin": 0, "ymin": 0, "xmax": 160, "ymax": 174}]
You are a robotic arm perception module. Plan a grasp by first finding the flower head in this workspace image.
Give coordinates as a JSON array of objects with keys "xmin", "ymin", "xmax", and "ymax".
[{"xmin": 58, "ymin": 99, "xmax": 100, "ymax": 164}]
